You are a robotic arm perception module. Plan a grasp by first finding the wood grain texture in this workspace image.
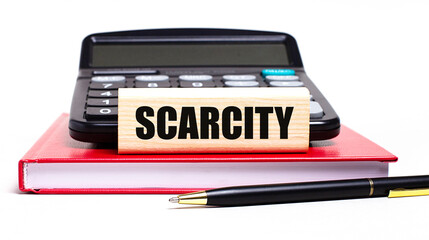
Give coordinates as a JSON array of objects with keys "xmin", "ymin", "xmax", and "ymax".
[{"xmin": 118, "ymin": 88, "xmax": 310, "ymax": 154}]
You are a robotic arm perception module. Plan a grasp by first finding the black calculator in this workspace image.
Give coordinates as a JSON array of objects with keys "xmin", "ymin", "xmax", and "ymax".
[{"xmin": 69, "ymin": 28, "xmax": 340, "ymax": 143}]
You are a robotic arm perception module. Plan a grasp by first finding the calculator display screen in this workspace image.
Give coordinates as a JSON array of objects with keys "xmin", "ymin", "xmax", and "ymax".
[{"xmin": 91, "ymin": 43, "xmax": 289, "ymax": 67}]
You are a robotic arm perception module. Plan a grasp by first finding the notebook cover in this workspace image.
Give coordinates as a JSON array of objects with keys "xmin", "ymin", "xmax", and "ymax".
[{"xmin": 18, "ymin": 113, "xmax": 397, "ymax": 194}]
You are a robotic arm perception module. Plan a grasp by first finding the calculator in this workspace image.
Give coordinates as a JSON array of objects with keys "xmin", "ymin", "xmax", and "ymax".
[{"xmin": 69, "ymin": 28, "xmax": 340, "ymax": 143}]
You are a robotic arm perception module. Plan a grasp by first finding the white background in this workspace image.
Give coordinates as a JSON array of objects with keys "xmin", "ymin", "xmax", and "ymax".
[{"xmin": 1, "ymin": 0, "xmax": 429, "ymax": 239}]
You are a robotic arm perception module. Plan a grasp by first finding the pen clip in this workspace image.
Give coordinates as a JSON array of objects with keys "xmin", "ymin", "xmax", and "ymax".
[{"xmin": 388, "ymin": 188, "xmax": 429, "ymax": 198}]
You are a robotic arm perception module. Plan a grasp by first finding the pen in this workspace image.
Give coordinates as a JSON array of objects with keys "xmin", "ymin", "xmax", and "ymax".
[{"xmin": 169, "ymin": 175, "xmax": 429, "ymax": 206}]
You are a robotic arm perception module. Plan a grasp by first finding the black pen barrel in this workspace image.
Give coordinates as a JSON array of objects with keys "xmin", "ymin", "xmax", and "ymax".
[
  {"xmin": 205, "ymin": 175, "xmax": 429, "ymax": 206},
  {"xmin": 206, "ymin": 179, "xmax": 372, "ymax": 206},
  {"xmin": 372, "ymin": 175, "xmax": 429, "ymax": 196}
]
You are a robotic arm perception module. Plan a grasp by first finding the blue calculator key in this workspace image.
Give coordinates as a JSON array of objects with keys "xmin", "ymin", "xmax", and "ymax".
[{"xmin": 261, "ymin": 69, "xmax": 295, "ymax": 77}]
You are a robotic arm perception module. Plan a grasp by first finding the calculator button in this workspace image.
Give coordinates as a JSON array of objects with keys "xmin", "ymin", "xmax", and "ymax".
[
  {"xmin": 91, "ymin": 76, "xmax": 126, "ymax": 82},
  {"xmin": 135, "ymin": 75, "xmax": 169, "ymax": 81},
  {"xmin": 269, "ymin": 81, "xmax": 304, "ymax": 87},
  {"xmin": 224, "ymin": 81, "xmax": 259, "ymax": 87},
  {"xmin": 261, "ymin": 69, "xmax": 295, "ymax": 77},
  {"xmin": 88, "ymin": 90, "xmax": 118, "ymax": 98},
  {"xmin": 86, "ymin": 107, "xmax": 118, "ymax": 120},
  {"xmin": 87, "ymin": 98, "xmax": 118, "ymax": 107},
  {"xmin": 265, "ymin": 75, "xmax": 300, "ymax": 81},
  {"xmin": 180, "ymin": 81, "xmax": 216, "ymax": 88},
  {"xmin": 310, "ymin": 101, "xmax": 324, "ymax": 119},
  {"xmin": 179, "ymin": 75, "xmax": 213, "ymax": 81},
  {"xmin": 89, "ymin": 82, "xmax": 126, "ymax": 89},
  {"xmin": 135, "ymin": 81, "xmax": 171, "ymax": 88},
  {"xmin": 222, "ymin": 75, "xmax": 256, "ymax": 81}
]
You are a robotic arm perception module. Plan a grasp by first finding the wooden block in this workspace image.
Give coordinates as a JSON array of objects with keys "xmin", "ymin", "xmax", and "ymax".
[{"xmin": 118, "ymin": 88, "xmax": 310, "ymax": 154}]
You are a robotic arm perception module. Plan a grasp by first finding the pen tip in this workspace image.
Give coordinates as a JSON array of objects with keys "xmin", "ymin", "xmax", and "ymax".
[{"xmin": 169, "ymin": 197, "xmax": 179, "ymax": 203}]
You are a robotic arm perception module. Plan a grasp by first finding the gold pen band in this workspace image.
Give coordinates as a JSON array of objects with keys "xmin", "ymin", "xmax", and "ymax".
[
  {"xmin": 368, "ymin": 178, "xmax": 374, "ymax": 197},
  {"xmin": 175, "ymin": 191, "xmax": 208, "ymax": 205}
]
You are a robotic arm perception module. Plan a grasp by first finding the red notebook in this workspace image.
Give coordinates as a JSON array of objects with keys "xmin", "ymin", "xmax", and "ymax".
[{"xmin": 19, "ymin": 113, "xmax": 397, "ymax": 194}]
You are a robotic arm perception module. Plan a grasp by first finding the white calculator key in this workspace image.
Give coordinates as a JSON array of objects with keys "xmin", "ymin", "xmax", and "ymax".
[
  {"xmin": 225, "ymin": 81, "xmax": 259, "ymax": 87},
  {"xmin": 91, "ymin": 76, "xmax": 126, "ymax": 82},
  {"xmin": 265, "ymin": 75, "xmax": 300, "ymax": 81},
  {"xmin": 269, "ymin": 81, "xmax": 304, "ymax": 87},
  {"xmin": 310, "ymin": 101, "xmax": 324, "ymax": 119},
  {"xmin": 135, "ymin": 75, "xmax": 169, "ymax": 81},
  {"xmin": 179, "ymin": 75, "xmax": 213, "ymax": 81},
  {"xmin": 192, "ymin": 82, "xmax": 203, "ymax": 87},
  {"xmin": 223, "ymin": 75, "xmax": 256, "ymax": 81}
]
